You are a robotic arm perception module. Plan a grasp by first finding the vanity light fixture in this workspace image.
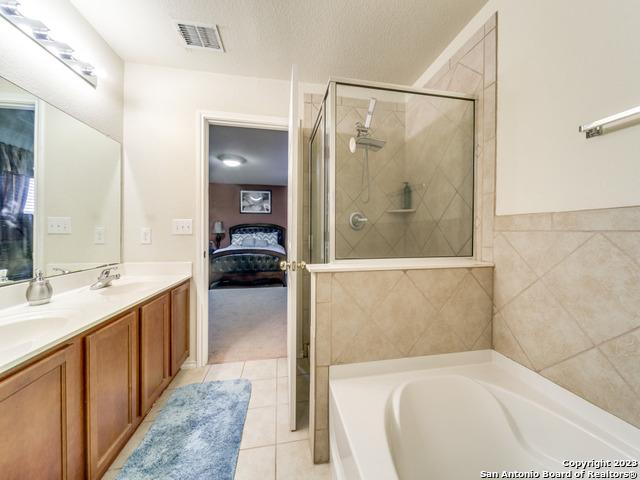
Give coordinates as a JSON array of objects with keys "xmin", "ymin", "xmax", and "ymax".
[
  {"xmin": 217, "ymin": 153, "xmax": 247, "ymax": 168},
  {"xmin": 0, "ymin": 0, "xmax": 98, "ymax": 87}
]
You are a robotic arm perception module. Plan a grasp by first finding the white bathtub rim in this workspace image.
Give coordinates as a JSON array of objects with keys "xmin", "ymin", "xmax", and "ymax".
[{"xmin": 329, "ymin": 350, "xmax": 640, "ymax": 480}]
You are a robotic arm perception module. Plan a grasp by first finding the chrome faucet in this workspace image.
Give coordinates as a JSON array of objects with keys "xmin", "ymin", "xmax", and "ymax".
[{"xmin": 90, "ymin": 266, "xmax": 121, "ymax": 290}]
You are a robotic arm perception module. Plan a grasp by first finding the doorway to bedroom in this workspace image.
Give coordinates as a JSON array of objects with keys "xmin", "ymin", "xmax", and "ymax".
[{"xmin": 207, "ymin": 124, "xmax": 289, "ymax": 364}]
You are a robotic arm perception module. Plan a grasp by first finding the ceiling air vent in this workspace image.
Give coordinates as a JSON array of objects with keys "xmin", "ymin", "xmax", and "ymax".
[{"xmin": 175, "ymin": 22, "xmax": 224, "ymax": 52}]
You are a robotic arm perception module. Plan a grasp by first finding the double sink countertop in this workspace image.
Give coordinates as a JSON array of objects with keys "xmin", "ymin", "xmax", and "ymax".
[{"xmin": 0, "ymin": 262, "xmax": 192, "ymax": 376}]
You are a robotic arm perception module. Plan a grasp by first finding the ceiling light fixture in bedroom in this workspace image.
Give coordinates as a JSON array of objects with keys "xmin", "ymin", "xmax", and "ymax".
[{"xmin": 217, "ymin": 153, "xmax": 247, "ymax": 168}]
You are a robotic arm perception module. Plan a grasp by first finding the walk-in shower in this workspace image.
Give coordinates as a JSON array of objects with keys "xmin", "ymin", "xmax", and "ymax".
[{"xmin": 308, "ymin": 79, "xmax": 475, "ymax": 262}]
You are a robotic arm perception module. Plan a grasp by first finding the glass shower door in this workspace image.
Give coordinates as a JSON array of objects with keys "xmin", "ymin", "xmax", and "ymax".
[{"xmin": 309, "ymin": 105, "xmax": 328, "ymax": 264}]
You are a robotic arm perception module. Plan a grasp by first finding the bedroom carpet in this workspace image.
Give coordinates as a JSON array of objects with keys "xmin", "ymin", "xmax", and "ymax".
[
  {"xmin": 209, "ymin": 286, "xmax": 287, "ymax": 363},
  {"xmin": 116, "ymin": 379, "xmax": 251, "ymax": 480}
]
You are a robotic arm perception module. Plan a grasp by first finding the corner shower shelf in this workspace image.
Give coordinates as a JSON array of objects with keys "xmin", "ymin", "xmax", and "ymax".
[{"xmin": 387, "ymin": 208, "xmax": 416, "ymax": 214}]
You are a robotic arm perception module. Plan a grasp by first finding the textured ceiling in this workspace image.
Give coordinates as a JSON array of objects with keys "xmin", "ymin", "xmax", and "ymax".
[
  {"xmin": 70, "ymin": 0, "xmax": 487, "ymax": 83},
  {"xmin": 209, "ymin": 125, "xmax": 288, "ymax": 185}
]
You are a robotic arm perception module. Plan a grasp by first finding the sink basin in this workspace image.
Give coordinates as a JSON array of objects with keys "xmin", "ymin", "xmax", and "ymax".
[
  {"xmin": 0, "ymin": 314, "xmax": 71, "ymax": 358},
  {"xmin": 95, "ymin": 281, "xmax": 154, "ymax": 296}
]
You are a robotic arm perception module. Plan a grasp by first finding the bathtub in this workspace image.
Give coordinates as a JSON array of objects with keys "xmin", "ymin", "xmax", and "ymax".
[{"xmin": 329, "ymin": 350, "xmax": 640, "ymax": 480}]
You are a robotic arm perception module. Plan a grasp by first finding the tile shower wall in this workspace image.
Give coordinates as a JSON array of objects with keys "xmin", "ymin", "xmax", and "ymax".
[
  {"xmin": 493, "ymin": 208, "xmax": 640, "ymax": 428},
  {"xmin": 309, "ymin": 266, "xmax": 493, "ymax": 462}
]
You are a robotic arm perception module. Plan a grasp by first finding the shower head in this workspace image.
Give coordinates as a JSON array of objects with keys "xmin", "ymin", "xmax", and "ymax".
[
  {"xmin": 349, "ymin": 135, "xmax": 386, "ymax": 153},
  {"xmin": 364, "ymin": 97, "xmax": 377, "ymax": 129}
]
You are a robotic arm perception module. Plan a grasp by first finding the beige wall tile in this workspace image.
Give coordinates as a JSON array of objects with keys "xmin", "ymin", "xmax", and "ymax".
[
  {"xmin": 330, "ymin": 278, "xmax": 369, "ymax": 362},
  {"xmin": 372, "ymin": 274, "xmax": 436, "ymax": 354},
  {"xmin": 316, "ymin": 273, "xmax": 332, "ymax": 303},
  {"xmin": 406, "ymin": 268, "xmax": 467, "ymax": 310},
  {"xmin": 483, "ymin": 28, "xmax": 496, "ymax": 86},
  {"xmin": 471, "ymin": 267, "xmax": 494, "ymax": 297},
  {"xmin": 315, "ymin": 303, "xmax": 331, "ymax": 366},
  {"xmin": 493, "ymin": 234, "xmax": 537, "ymax": 308},
  {"xmin": 542, "ymin": 349, "xmax": 640, "ymax": 428},
  {"xmin": 503, "ymin": 231, "xmax": 592, "ymax": 277},
  {"xmin": 314, "ymin": 367, "xmax": 328, "ymax": 431},
  {"xmin": 409, "ymin": 317, "xmax": 466, "ymax": 356},
  {"xmin": 333, "ymin": 270, "xmax": 402, "ymax": 314},
  {"xmin": 459, "ymin": 40, "xmax": 484, "ymax": 75},
  {"xmin": 600, "ymin": 328, "xmax": 640, "ymax": 396},
  {"xmin": 484, "ymin": 12, "xmax": 497, "ymax": 34},
  {"xmin": 494, "ymin": 213, "xmax": 552, "ymax": 231},
  {"xmin": 493, "ymin": 311, "xmax": 533, "ymax": 369},
  {"xmin": 313, "ymin": 429, "xmax": 330, "ymax": 464},
  {"xmin": 544, "ymin": 234, "xmax": 640, "ymax": 344},
  {"xmin": 501, "ymin": 281, "xmax": 593, "ymax": 371},
  {"xmin": 605, "ymin": 232, "xmax": 640, "ymax": 266},
  {"xmin": 552, "ymin": 206, "xmax": 640, "ymax": 231},
  {"xmin": 483, "ymin": 83, "xmax": 496, "ymax": 140},
  {"xmin": 473, "ymin": 322, "xmax": 492, "ymax": 350},
  {"xmin": 440, "ymin": 273, "xmax": 492, "ymax": 348},
  {"xmin": 335, "ymin": 322, "xmax": 402, "ymax": 364}
]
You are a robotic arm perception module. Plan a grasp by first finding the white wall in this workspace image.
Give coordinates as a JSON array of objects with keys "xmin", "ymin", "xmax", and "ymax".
[
  {"xmin": 0, "ymin": 0, "xmax": 124, "ymax": 142},
  {"xmin": 415, "ymin": 0, "xmax": 640, "ymax": 215},
  {"xmin": 122, "ymin": 63, "xmax": 290, "ymax": 263}
]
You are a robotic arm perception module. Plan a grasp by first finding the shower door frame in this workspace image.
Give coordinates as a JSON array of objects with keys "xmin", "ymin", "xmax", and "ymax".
[{"xmin": 324, "ymin": 77, "xmax": 479, "ymax": 264}]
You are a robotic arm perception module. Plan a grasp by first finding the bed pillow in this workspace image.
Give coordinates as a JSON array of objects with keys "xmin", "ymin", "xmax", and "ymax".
[
  {"xmin": 231, "ymin": 233, "xmax": 254, "ymax": 247},
  {"xmin": 254, "ymin": 232, "xmax": 279, "ymax": 246}
]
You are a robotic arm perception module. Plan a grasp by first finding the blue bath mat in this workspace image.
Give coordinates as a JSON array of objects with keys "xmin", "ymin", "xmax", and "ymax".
[{"xmin": 117, "ymin": 379, "xmax": 252, "ymax": 480}]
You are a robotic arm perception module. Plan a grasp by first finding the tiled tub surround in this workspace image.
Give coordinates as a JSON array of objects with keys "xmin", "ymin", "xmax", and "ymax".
[
  {"xmin": 492, "ymin": 206, "xmax": 640, "ymax": 429},
  {"xmin": 308, "ymin": 263, "xmax": 494, "ymax": 462}
]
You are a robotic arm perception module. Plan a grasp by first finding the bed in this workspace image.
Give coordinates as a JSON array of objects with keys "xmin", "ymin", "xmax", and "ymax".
[{"xmin": 209, "ymin": 223, "xmax": 287, "ymax": 289}]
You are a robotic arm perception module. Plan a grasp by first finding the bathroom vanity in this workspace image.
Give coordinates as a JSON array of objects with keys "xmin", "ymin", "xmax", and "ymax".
[{"xmin": 0, "ymin": 271, "xmax": 191, "ymax": 479}]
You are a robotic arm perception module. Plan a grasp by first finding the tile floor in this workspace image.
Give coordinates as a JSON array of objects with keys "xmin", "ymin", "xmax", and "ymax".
[{"xmin": 103, "ymin": 358, "xmax": 328, "ymax": 480}]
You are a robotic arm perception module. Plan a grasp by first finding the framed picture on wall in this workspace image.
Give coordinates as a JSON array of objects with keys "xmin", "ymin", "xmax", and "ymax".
[{"xmin": 240, "ymin": 190, "xmax": 272, "ymax": 214}]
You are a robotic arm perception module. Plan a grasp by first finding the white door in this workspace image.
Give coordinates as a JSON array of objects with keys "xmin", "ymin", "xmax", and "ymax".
[{"xmin": 286, "ymin": 65, "xmax": 302, "ymax": 430}]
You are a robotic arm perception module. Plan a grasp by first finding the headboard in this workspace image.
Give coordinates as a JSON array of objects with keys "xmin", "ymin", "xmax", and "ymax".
[{"xmin": 229, "ymin": 223, "xmax": 286, "ymax": 247}]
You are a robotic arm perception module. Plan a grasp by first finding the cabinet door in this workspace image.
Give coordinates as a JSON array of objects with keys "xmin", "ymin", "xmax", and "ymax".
[
  {"xmin": 86, "ymin": 310, "xmax": 138, "ymax": 480},
  {"xmin": 0, "ymin": 344, "xmax": 83, "ymax": 480},
  {"xmin": 140, "ymin": 293, "xmax": 170, "ymax": 415},
  {"xmin": 170, "ymin": 282, "xmax": 190, "ymax": 376}
]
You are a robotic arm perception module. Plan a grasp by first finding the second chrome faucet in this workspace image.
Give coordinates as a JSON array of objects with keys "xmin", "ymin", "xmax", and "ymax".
[{"xmin": 90, "ymin": 266, "xmax": 121, "ymax": 290}]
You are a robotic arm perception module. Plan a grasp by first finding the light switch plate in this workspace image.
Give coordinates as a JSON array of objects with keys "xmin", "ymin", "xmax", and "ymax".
[
  {"xmin": 94, "ymin": 226, "xmax": 105, "ymax": 244},
  {"xmin": 171, "ymin": 219, "xmax": 193, "ymax": 235},
  {"xmin": 141, "ymin": 227, "xmax": 152, "ymax": 244},
  {"xmin": 47, "ymin": 217, "xmax": 72, "ymax": 234}
]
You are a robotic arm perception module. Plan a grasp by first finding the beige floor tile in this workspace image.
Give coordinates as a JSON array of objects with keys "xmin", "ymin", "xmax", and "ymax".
[
  {"xmin": 277, "ymin": 376, "xmax": 289, "ymax": 404},
  {"xmin": 241, "ymin": 406, "xmax": 276, "ymax": 449},
  {"xmin": 168, "ymin": 366, "xmax": 210, "ymax": 389},
  {"xmin": 276, "ymin": 402, "xmax": 309, "ymax": 444},
  {"xmin": 235, "ymin": 445, "xmax": 276, "ymax": 480},
  {"xmin": 242, "ymin": 359, "xmax": 278, "ymax": 380},
  {"xmin": 145, "ymin": 387, "xmax": 174, "ymax": 422},
  {"xmin": 111, "ymin": 421, "xmax": 152, "ymax": 469},
  {"xmin": 276, "ymin": 440, "xmax": 331, "ymax": 480},
  {"xmin": 204, "ymin": 361, "xmax": 244, "ymax": 382},
  {"xmin": 102, "ymin": 469, "xmax": 120, "ymax": 480},
  {"xmin": 277, "ymin": 357, "xmax": 288, "ymax": 377},
  {"xmin": 249, "ymin": 378, "xmax": 277, "ymax": 408}
]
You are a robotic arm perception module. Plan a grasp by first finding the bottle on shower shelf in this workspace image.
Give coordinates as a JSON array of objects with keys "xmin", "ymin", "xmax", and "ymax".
[{"xmin": 403, "ymin": 182, "xmax": 412, "ymax": 209}]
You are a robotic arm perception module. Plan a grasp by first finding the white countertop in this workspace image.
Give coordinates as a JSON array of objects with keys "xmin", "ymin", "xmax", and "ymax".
[{"xmin": 0, "ymin": 263, "xmax": 191, "ymax": 376}]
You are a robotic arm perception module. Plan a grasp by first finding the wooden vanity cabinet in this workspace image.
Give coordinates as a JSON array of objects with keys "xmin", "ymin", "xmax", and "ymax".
[
  {"xmin": 139, "ymin": 293, "xmax": 171, "ymax": 415},
  {"xmin": 170, "ymin": 282, "xmax": 190, "ymax": 376},
  {"xmin": 0, "ymin": 342, "xmax": 84, "ymax": 480},
  {"xmin": 0, "ymin": 280, "xmax": 190, "ymax": 480},
  {"xmin": 86, "ymin": 310, "xmax": 138, "ymax": 480}
]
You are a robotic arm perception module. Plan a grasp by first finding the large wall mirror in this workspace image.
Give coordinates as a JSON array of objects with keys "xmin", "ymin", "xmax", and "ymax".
[{"xmin": 0, "ymin": 76, "xmax": 121, "ymax": 286}]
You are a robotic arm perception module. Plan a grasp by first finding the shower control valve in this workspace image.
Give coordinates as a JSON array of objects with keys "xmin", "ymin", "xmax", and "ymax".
[{"xmin": 349, "ymin": 212, "xmax": 369, "ymax": 230}]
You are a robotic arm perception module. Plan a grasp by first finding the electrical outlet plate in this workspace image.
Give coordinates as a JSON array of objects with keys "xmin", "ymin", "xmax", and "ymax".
[
  {"xmin": 172, "ymin": 219, "xmax": 193, "ymax": 235},
  {"xmin": 47, "ymin": 217, "xmax": 72, "ymax": 234},
  {"xmin": 141, "ymin": 227, "xmax": 152, "ymax": 244}
]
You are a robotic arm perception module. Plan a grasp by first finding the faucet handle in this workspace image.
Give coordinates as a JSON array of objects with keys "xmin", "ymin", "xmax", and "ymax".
[{"xmin": 99, "ymin": 265, "xmax": 118, "ymax": 278}]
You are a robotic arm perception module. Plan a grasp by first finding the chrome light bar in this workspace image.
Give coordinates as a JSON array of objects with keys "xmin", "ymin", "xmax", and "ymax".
[
  {"xmin": 579, "ymin": 105, "xmax": 640, "ymax": 139},
  {"xmin": 0, "ymin": 0, "xmax": 98, "ymax": 87}
]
